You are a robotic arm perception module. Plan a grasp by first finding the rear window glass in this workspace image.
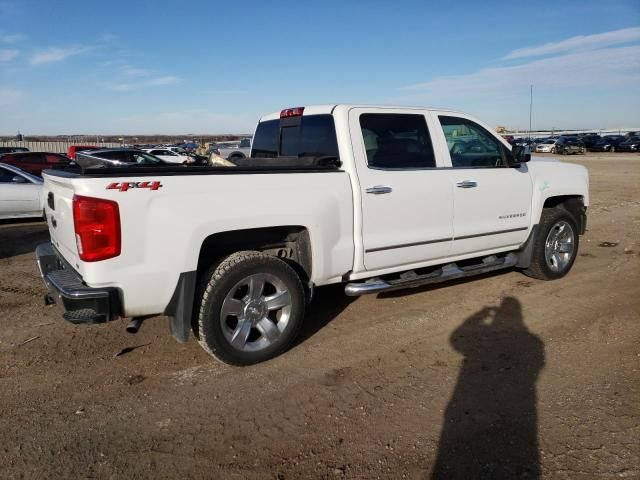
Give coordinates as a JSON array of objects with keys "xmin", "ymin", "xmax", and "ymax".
[{"xmin": 251, "ymin": 115, "xmax": 339, "ymax": 160}]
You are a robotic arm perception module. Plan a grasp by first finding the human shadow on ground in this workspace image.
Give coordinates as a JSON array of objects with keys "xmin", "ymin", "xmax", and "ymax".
[{"xmin": 431, "ymin": 296, "xmax": 545, "ymax": 480}]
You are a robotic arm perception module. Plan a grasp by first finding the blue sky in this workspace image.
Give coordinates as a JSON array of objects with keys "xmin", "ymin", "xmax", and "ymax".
[{"xmin": 1, "ymin": 0, "xmax": 639, "ymax": 134}]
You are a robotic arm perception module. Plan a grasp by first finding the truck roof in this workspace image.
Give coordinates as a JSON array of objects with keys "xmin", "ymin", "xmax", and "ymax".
[{"xmin": 259, "ymin": 104, "xmax": 465, "ymax": 122}]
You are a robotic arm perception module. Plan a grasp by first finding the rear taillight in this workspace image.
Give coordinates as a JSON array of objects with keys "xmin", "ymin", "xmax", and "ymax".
[
  {"xmin": 72, "ymin": 195, "xmax": 121, "ymax": 262},
  {"xmin": 280, "ymin": 107, "xmax": 304, "ymax": 118}
]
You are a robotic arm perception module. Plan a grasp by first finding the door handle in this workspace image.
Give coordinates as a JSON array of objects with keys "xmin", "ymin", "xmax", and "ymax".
[
  {"xmin": 366, "ymin": 185, "xmax": 393, "ymax": 195},
  {"xmin": 456, "ymin": 180, "xmax": 478, "ymax": 188}
]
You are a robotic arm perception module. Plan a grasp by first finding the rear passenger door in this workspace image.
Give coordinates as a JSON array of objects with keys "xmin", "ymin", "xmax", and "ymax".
[
  {"xmin": 349, "ymin": 108, "xmax": 454, "ymax": 271},
  {"xmin": 432, "ymin": 113, "xmax": 532, "ymax": 256}
]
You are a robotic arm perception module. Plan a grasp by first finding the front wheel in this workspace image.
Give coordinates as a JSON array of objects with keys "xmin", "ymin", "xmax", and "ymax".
[
  {"xmin": 522, "ymin": 208, "xmax": 579, "ymax": 280},
  {"xmin": 610, "ymin": 146, "xmax": 615, "ymax": 152},
  {"xmin": 197, "ymin": 251, "xmax": 305, "ymax": 365}
]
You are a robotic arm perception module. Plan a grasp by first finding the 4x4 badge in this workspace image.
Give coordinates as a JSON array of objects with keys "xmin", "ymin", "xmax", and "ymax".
[{"xmin": 106, "ymin": 181, "xmax": 163, "ymax": 192}]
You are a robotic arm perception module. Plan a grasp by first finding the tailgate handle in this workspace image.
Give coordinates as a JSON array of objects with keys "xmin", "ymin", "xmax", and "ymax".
[{"xmin": 47, "ymin": 192, "xmax": 55, "ymax": 210}]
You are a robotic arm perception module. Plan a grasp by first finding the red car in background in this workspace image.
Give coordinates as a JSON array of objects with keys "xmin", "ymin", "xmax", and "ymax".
[
  {"xmin": 0, "ymin": 152, "xmax": 70, "ymax": 177},
  {"xmin": 68, "ymin": 145, "xmax": 101, "ymax": 159}
]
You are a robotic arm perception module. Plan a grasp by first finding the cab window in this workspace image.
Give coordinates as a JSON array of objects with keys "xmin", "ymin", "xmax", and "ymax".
[
  {"xmin": 439, "ymin": 116, "xmax": 509, "ymax": 168},
  {"xmin": 359, "ymin": 114, "xmax": 436, "ymax": 169}
]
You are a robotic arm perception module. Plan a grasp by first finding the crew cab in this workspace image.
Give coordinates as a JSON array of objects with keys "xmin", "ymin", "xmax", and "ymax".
[{"xmin": 36, "ymin": 105, "xmax": 589, "ymax": 365}]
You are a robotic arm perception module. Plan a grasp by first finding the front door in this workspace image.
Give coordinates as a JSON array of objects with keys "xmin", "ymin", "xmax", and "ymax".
[
  {"xmin": 433, "ymin": 114, "xmax": 532, "ymax": 256},
  {"xmin": 349, "ymin": 108, "xmax": 454, "ymax": 271}
]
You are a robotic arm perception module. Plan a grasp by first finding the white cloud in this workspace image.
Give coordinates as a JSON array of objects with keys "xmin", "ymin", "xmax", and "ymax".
[
  {"xmin": 403, "ymin": 45, "xmax": 640, "ymax": 98},
  {"xmin": 122, "ymin": 66, "xmax": 154, "ymax": 77},
  {"xmin": 107, "ymin": 75, "xmax": 181, "ymax": 91},
  {"xmin": 29, "ymin": 46, "xmax": 92, "ymax": 65},
  {"xmin": 0, "ymin": 87, "xmax": 25, "ymax": 107},
  {"xmin": 504, "ymin": 26, "xmax": 640, "ymax": 59},
  {"xmin": 0, "ymin": 33, "xmax": 25, "ymax": 44},
  {"xmin": 0, "ymin": 48, "xmax": 18, "ymax": 61}
]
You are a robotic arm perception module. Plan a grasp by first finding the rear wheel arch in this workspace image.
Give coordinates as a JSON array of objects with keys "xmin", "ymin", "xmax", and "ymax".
[{"xmin": 196, "ymin": 226, "xmax": 313, "ymax": 286}]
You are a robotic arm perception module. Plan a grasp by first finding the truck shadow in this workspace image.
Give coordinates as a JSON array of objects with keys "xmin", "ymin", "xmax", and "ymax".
[
  {"xmin": 377, "ymin": 269, "xmax": 516, "ymax": 299},
  {"xmin": 430, "ymin": 296, "xmax": 545, "ymax": 479},
  {"xmin": 0, "ymin": 220, "xmax": 49, "ymax": 260},
  {"xmin": 293, "ymin": 284, "xmax": 355, "ymax": 347}
]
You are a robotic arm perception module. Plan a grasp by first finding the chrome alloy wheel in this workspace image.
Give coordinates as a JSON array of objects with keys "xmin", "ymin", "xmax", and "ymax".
[
  {"xmin": 544, "ymin": 220, "xmax": 575, "ymax": 272},
  {"xmin": 220, "ymin": 273, "xmax": 292, "ymax": 352}
]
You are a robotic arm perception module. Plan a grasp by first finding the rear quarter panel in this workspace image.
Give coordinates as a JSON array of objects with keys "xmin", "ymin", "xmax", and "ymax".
[{"xmin": 63, "ymin": 171, "xmax": 354, "ymax": 316}]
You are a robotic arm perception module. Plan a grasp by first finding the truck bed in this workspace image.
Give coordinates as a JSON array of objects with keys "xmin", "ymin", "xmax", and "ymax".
[{"xmin": 48, "ymin": 156, "xmax": 341, "ymax": 178}]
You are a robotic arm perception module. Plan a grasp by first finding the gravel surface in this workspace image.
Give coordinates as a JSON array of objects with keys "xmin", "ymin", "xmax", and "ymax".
[{"xmin": 1, "ymin": 152, "xmax": 638, "ymax": 479}]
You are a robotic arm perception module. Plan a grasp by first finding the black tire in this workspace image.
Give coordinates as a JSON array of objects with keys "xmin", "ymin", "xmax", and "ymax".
[
  {"xmin": 197, "ymin": 251, "xmax": 305, "ymax": 366},
  {"xmin": 522, "ymin": 207, "xmax": 579, "ymax": 280}
]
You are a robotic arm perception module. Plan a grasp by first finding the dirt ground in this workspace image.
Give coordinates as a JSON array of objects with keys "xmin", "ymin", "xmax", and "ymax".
[{"xmin": 1, "ymin": 152, "xmax": 639, "ymax": 479}]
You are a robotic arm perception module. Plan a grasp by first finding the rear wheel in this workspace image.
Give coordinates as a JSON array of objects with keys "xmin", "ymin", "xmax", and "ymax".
[
  {"xmin": 523, "ymin": 207, "xmax": 579, "ymax": 280},
  {"xmin": 197, "ymin": 251, "xmax": 305, "ymax": 365}
]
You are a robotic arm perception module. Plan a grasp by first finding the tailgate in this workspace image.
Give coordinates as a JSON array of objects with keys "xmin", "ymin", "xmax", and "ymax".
[{"xmin": 43, "ymin": 173, "xmax": 79, "ymax": 267}]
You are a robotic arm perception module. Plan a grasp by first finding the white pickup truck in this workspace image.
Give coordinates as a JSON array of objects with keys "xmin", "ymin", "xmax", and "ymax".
[{"xmin": 37, "ymin": 105, "xmax": 588, "ymax": 365}]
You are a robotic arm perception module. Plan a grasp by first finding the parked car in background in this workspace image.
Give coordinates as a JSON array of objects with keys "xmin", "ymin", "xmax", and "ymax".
[
  {"xmin": 0, "ymin": 152, "xmax": 71, "ymax": 177},
  {"xmin": 143, "ymin": 148, "xmax": 194, "ymax": 164},
  {"xmin": 589, "ymin": 136, "xmax": 625, "ymax": 152},
  {"xmin": 0, "ymin": 146, "xmax": 29, "ymax": 154},
  {"xmin": 0, "ymin": 163, "xmax": 44, "ymax": 220},
  {"xmin": 75, "ymin": 149, "xmax": 166, "ymax": 168},
  {"xmin": 535, "ymin": 139, "xmax": 557, "ymax": 153},
  {"xmin": 178, "ymin": 142, "xmax": 199, "ymax": 153},
  {"xmin": 208, "ymin": 138, "xmax": 252, "ymax": 162},
  {"xmin": 555, "ymin": 136, "xmax": 585, "ymax": 155},
  {"xmin": 615, "ymin": 136, "xmax": 640, "ymax": 152},
  {"xmin": 68, "ymin": 145, "xmax": 102, "ymax": 159},
  {"xmin": 579, "ymin": 134, "xmax": 601, "ymax": 149}
]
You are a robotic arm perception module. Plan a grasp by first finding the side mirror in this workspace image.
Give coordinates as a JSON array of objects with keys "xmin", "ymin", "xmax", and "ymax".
[
  {"xmin": 12, "ymin": 175, "xmax": 27, "ymax": 184},
  {"xmin": 511, "ymin": 145, "xmax": 531, "ymax": 165}
]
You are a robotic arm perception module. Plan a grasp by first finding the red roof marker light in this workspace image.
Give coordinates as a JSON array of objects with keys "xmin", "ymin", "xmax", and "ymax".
[{"xmin": 280, "ymin": 107, "xmax": 305, "ymax": 118}]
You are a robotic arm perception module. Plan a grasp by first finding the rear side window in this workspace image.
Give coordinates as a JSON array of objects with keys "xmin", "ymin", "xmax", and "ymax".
[
  {"xmin": 98, "ymin": 151, "xmax": 132, "ymax": 162},
  {"xmin": 439, "ymin": 116, "xmax": 508, "ymax": 168},
  {"xmin": 251, "ymin": 115, "xmax": 339, "ymax": 160},
  {"xmin": 359, "ymin": 114, "xmax": 436, "ymax": 169}
]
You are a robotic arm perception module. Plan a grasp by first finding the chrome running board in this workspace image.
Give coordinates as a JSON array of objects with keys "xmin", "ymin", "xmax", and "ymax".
[{"xmin": 344, "ymin": 253, "xmax": 519, "ymax": 296}]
